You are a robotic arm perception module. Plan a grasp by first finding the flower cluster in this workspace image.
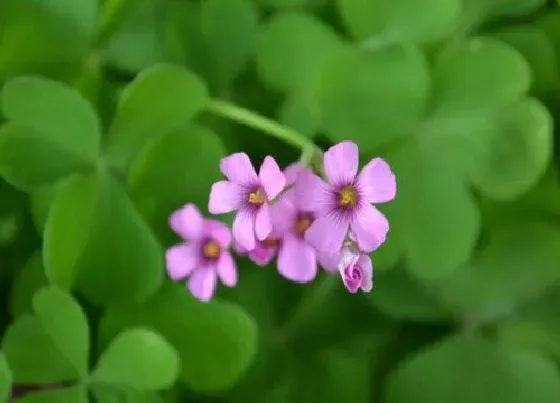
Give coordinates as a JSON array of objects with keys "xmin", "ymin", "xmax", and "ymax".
[{"xmin": 165, "ymin": 141, "xmax": 396, "ymax": 302}]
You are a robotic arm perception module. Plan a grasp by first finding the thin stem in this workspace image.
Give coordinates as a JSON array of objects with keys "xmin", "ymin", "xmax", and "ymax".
[
  {"xmin": 96, "ymin": 0, "xmax": 141, "ymax": 48},
  {"xmin": 207, "ymin": 99, "xmax": 320, "ymax": 153}
]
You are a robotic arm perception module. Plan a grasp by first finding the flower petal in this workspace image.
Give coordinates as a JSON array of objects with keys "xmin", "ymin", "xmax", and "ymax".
[
  {"xmin": 169, "ymin": 204, "xmax": 204, "ymax": 240},
  {"xmin": 209, "ymin": 180, "xmax": 244, "ymax": 214},
  {"xmin": 284, "ymin": 163, "xmax": 306, "ymax": 186},
  {"xmin": 270, "ymin": 192, "xmax": 296, "ymax": 235},
  {"xmin": 220, "ymin": 152, "xmax": 258, "ymax": 185},
  {"xmin": 248, "ymin": 243, "xmax": 278, "ymax": 266},
  {"xmin": 204, "ymin": 219, "xmax": 232, "ymax": 248},
  {"xmin": 305, "ymin": 213, "xmax": 348, "ymax": 253},
  {"xmin": 233, "ymin": 209, "xmax": 256, "ymax": 251},
  {"xmin": 277, "ymin": 235, "xmax": 317, "ymax": 283},
  {"xmin": 188, "ymin": 268, "xmax": 217, "ymax": 302},
  {"xmin": 324, "ymin": 141, "xmax": 359, "ymax": 186},
  {"xmin": 317, "ymin": 251, "xmax": 340, "ymax": 272},
  {"xmin": 351, "ymin": 204, "xmax": 389, "ymax": 253},
  {"xmin": 166, "ymin": 244, "xmax": 199, "ymax": 280},
  {"xmin": 259, "ymin": 156, "xmax": 286, "ymax": 199},
  {"xmin": 216, "ymin": 252, "xmax": 237, "ymax": 287},
  {"xmin": 357, "ymin": 254, "xmax": 373, "ymax": 292},
  {"xmin": 294, "ymin": 170, "xmax": 332, "ymax": 212},
  {"xmin": 357, "ymin": 157, "xmax": 396, "ymax": 203},
  {"xmin": 255, "ymin": 204, "xmax": 272, "ymax": 241}
]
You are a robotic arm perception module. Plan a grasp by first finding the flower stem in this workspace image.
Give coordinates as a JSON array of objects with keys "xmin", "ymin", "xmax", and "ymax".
[
  {"xmin": 206, "ymin": 99, "xmax": 320, "ymax": 153},
  {"xmin": 96, "ymin": 0, "xmax": 140, "ymax": 48}
]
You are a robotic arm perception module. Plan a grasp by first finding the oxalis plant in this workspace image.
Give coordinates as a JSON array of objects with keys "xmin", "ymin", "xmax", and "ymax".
[{"xmin": 2, "ymin": 0, "xmax": 560, "ymax": 402}]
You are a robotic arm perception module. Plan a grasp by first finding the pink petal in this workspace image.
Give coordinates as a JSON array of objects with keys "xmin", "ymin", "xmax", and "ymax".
[
  {"xmin": 324, "ymin": 141, "xmax": 359, "ymax": 186},
  {"xmin": 350, "ymin": 204, "xmax": 389, "ymax": 253},
  {"xmin": 259, "ymin": 156, "xmax": 286, "ymax": 200},
  {"xmin": 357, "ymin": 157, "xmax": 396, "ymax": 203},
  {"xmin": 169, "ymin": 204, "xmax": 204, "ymax": 240},
  {"xmin": 216, "ymin": 252, "xmax": 237, "ymax": 287},
  {"xmin": 166, "ymin": 244, "xmax": 199, "ymax": 280},
  {"xmin": 248, "ymin": 243, "xmax": 277, "ymax": 266},
  {"xmin": 233, "ymin": 209, "xmax": 256, "ymax": 251},
  {"xmin": 204, "ymin": 219, "xmax": 232, "ymax": 248},
  {"xmin": 188, "ymin": 268, "xmax": 217, "ymax": 302},
  {"xmin": 294, "ymin": 170, "xmax": 332, "ymax": 212},
  {"xmin": 284, "ymin": 163, "xmax": 306, "ymax": 186},
  {"xmin": 277, "ymin": 235, "xmax": 318, "ymax": 283},
  {"xmin": 233, "ymin": 240, "xmax": 248, "ymax": 255},
  {"xmin": 270, "ymin": 192, "xmax": 296, "ymax": 235},
  {"xmin": 220, "ymin": 152, "xmax": 258, "ymax": 185},
  {"xmin": 255, "ymin": 204, "xmax": 272, "ymax": 241},
  {"xmin": 305, "ymin": 213, "xmax": 348, "ymax": 253},
  {"xmin": 317, "ymin": 251, "xmax": 340, "ymax": 272},
  {"xmin": 357, "ymin": 254, "xmax": 373, "ymax": 292},
  {"xmin": 209, "ymin": 181, "xmax": 243, "ymax": 214}
]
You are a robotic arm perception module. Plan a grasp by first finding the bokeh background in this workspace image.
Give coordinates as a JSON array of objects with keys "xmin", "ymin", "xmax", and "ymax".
[{"xmin": 1, "ymin": 0, "xmax": 560, "ymax": 402}]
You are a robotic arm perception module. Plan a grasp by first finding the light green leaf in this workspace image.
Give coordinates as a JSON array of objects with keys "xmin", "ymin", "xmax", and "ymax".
[
  {"xmin": 0, "ymin": 353, "xmax": 12, "ymax": 403},
  {"xmin": 10, "ymin": 253, "xmax": 48, "ymax": 318},
  {"xmin": 336, "ymin": 0, "xmax": 461, "ymax": 43},
  {"xmin": 100, "ymin": 283, "xmax": 258, "ymax": 392},
  {"xmin": 92, "ymin": 385, "xmax": 166, "ymax": 403},
  {"xmin": 434, "ymin": 220, "xmax": 560, "ymax": 321},
  {"xmin": 0, "ymin": 77, "xmax": 101, "ymax": 189},
  {"xmin": 105, "ymin": 65, "xmax": 209, "ymax": 174},
  {"xmin": 201, "ymin": 0, "xmax": 259, "ymax": 86},
  {"xmin": 385, "ymin": 334, "xmax": 560, "ymax": 403},
  {"xmin": 493, "ymin": 26, "xmax": 559, "ymax": 93},
  {"xmin": 92, "ymin": 328, "xmax": 179, "ymax": 390},
  {"xmin": 278, "ymin": 88, "xmax": 320, "ymax": 138},
  {"xmin": 498, "ymin": 320, "xmax": 560, "ymax": 362},
  {"xmin": 43, "ymin": 171, "xmax": 164, "ymax": 305},
  {"xmin": 256, "ymin": 12, "xmax": 345, "ymax": 92},
  {"xmin": 127, "ymin": 125, "xmax": 225, "ymax": 234},
  {"xmin": 386, "ymin": 141, "xmax": 480, "ymax": 279},
  {"xmin": 316, "ymin": 45, "xmax": 430, "ymax": 152},
  {"xmin": 2, "ymin": 316, "xmax": 77, "ymax": 383},
  {"xmin": 431, "ymin": 38, "xmax": 531, "ymax": 112},
  {"xmin": 30, "ymin": 181, "xmax": 66, "ymax": 234},
  {"xmin": 17, "ymin": 386, "xmax": 88, "ymax": 403},
  {"xmin": 32, "ymin": 287, "xmax": 89, "ymax": 379}
]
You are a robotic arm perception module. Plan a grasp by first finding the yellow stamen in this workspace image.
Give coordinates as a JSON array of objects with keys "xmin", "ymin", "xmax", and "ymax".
[
  {"xmin": 338, "ymin": 186, "xmax": 357, "ymax": 207},
  {"xmin": 248, "ymin": 188, "xmax": 266, "ymax": 205},
  {"xmin": 203, "ymin": 240, "xmax": 221, "ymax": 259},
  {"xmin": 293, "ymin": 215, "xmax": 312, "ymax": 236}
]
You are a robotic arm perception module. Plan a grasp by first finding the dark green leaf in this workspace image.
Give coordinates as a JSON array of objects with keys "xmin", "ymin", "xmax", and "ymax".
[
  {"xmin": 10, "ymin": 253, "xmax": 48, "ymax": 318},
  {"xmin": 0, "ymin": 353, "xmax": 12, "ymax": 403},
  {"xmin": 16, "ymin": 386, "xmax": 88, "ymax": 403}
]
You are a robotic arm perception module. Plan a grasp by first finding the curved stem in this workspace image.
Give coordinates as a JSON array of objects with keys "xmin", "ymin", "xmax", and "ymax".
[{"xmin": 207, "ymin": 99, "xmax": 320, "ymax": 153}]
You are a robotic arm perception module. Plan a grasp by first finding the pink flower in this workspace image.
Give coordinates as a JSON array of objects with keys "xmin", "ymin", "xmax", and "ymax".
[
  {"xmin": 233, "ymin": 236, "xmax": 280, "ymax": 266},
  {"xmin": 338, "ymin": 246, "xmax": 373, "ymax": 293},
  {"xmin": 295, "ymin": 141, "xmax": 396, "ymax": 254},
  {"xmin": 166, "ymin": 204, "xmax": 237, "ymax": 302},
  {"xmin": 209, "ymin": 153, "xmax": 286, "ymax": 251}
]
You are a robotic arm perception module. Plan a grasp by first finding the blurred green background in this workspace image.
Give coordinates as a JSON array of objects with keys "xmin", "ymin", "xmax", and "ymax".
[{"xmin": 1, "ymin": 0, "xmax": 560, "ymax": 402}]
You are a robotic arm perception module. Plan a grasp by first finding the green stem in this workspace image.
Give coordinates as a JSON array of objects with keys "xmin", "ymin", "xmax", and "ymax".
[
  {"xmin": 96, "ymin": 0, "xmax": 141, "ymax": 48},
  {"xmin": 207, "ymin": 99, "xmax": 320, "ymax": 153}
]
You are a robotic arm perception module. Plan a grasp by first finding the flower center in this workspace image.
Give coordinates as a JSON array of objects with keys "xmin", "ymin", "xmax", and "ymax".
[
  {"xmin": 338, "ymin": 186, "xmax": 358, "ymax": 207},
  {"xmin": 202, "ymin": 240, "xmax": 221, "ymax": 260},
  {"xmin": 293, "ymin": 213, "xmax": 313, "ymax": 237},
  {"xmin": 248, "ymin": 188, "xmax": 266, "ymax": 206},
  {"xmin": 262, "ymin": 237, "xmax": 279, "ymax": 249}
]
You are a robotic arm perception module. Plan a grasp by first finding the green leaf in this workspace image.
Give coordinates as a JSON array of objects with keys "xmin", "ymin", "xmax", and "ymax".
[
  {"xmin": 201, "ymin": 0, "xmax": 259, "ymax": 87},
  {"xmin": 100, "ymin": 283, "xmax": 258, "ymax": 392},
  {"xmin": 43, "ymin": 171, "xmax": 164, "ymax": 305},
  {"xmin": 434, "ymin": 220, "xmax": 560, "ymax": 321},
  {"xmin": 32, "ymin": 287, "xmax": 89, "ymax": 379},
  {"xmin": 369, "ymin": 267, "xmax": 452, "ymax": 321},
  {"xmin": 92, "ymin": 386, "xmax": 166, "ymax": 403},
  {"xmin": 10, "ymin": 253, "xmax": 48, "ymax": 318},
  {"xmin": 497, "ymin": 320, "xmax": 560, "ymax": 362},
  {"xmin": 386, "ymin": 141, "xmax": 480, "ymax": 279},
  {"xmin": 317, "ymin": 45, "xmax": 430, "ymax": 152},
  {"xmin": 105, "ymin": 65, "xmax": 209, "ymax": 173},
  {"xmin": 0, "ymin": 353, "xmax": 12, "ymax": 403},
  {"xmin": 385, "ymin": 334, "xmax": 560, "ymax": 403},
  {"xmin": 127, "ymin": 125, "xmax": 225, "ymax": 235},
  {"xmin": 2, "ymin": 316, "xmax": 77, "ymax": 383},
  {"xmin": 493, "ymin": 26, "xmax": 559, "ymax": 93},
  {"xmin": 0, "ymin": 77, "xmax": 101, "ymax": 189},
  {"xmin": 489, "ymin": 0, "xmax": 547, "ymax": 17},
  {"xmin": 0, "ymin": 0, "xmax": 98, "ymax": 79},
  {"xmin": 278, "ymin": 88, "xmax": 320, "ymax": 138},
  {"xmin": 336, "ymin": 0, "xmax": 461, "ymax": 43},
  {"xmin": 17, "ymin": 386, "xmax": 88, "ymax": 403},
  {"xmin": 29, "ymin": 181, "xmax": 66, "ymax": 234},
  {"xmin": 92, "ymin": 328, "xmax": 179, "ymax": 390},
  {"xmin": 431, "ymin": 38, "xmax": 531, "ymax": 112},
  {"xmin": 256, "ymin": 12, "xmax": 345, "ymax": 93}
]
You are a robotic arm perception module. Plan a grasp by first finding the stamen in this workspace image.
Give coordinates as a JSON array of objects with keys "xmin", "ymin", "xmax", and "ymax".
[
  {"xmin": 262, "ymin": 237, "xmax": 279, "ymax": 249},
  {"xmin": 202, "ymin": 240, "xmax": 221, "ymax": 260},
  {"xmin": 293, "ymin": 214, "xmax": 313, "ymax": 236},
  {"xmin": 248, "ymin": 188, "xmax": 266, "ymax": 206},
  {"xmin": 338, "ymin": 186, "xmax": 358, "ymax": 207}
]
